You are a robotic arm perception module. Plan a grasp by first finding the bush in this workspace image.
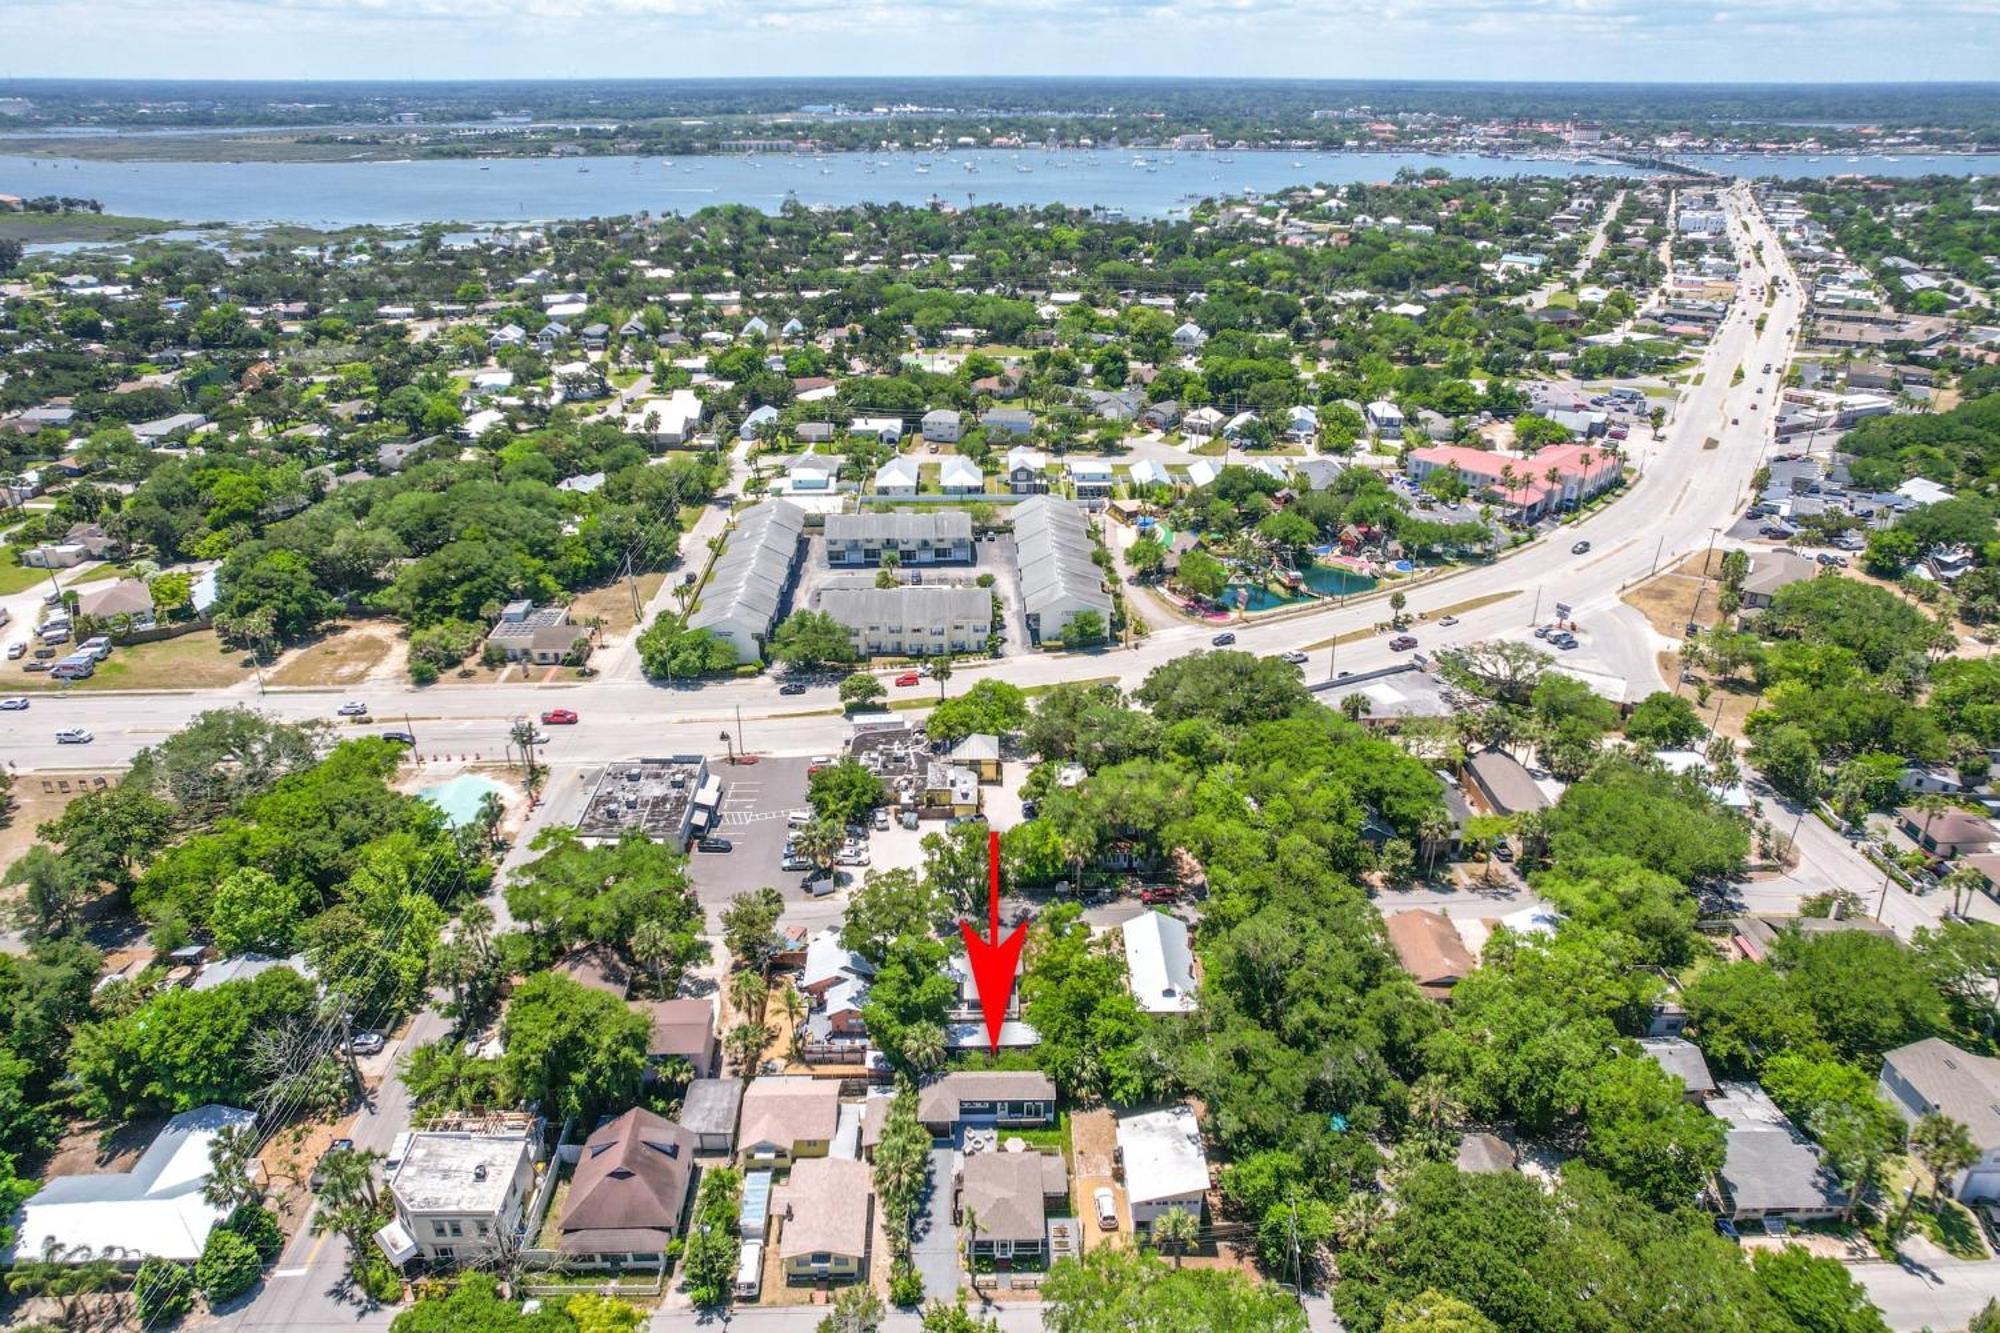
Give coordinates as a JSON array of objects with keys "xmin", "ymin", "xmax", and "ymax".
[
  {"xmin": 358, "ymin": 1255, "xmax": 403, "ymax": 1304},
  {"xmin": 889, "ymin": 1256, "xmax": 925, "ymax": 1306},
  {"xmin": 408, "ymin": 659, "xmax": 440, "ymax": 685},
  {"xmin": 224, "ymin": 1203, "xmax": 285, "ymax": 1261},
  {"xmin": 196, "ymin": 1227, "xmax": 262, "ymax": 1304},
  {"xmin": 134, "ymin": 1257, "xmax": 195, "ymax": 1325}
]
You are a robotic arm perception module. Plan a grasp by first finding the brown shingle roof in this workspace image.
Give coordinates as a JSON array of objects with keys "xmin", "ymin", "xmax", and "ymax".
[
  {"xmin": 775, "ymin": 1157, "xmax": 872, "ymax": 1259},
  {"xmin": 1385, "ymin": 910, "xmax": 1476, "ymax": 998},
  {"xmin": 644, "ymin": 998, "xmax": 716, "ymax": 1063},
  {"xmin": 958, "ymin": 1151, "xmax": 1047, "ymax": 1243},
  {"xmin": 559, "ymin": 1109, "xmax": 695, "ymax": 1253}
]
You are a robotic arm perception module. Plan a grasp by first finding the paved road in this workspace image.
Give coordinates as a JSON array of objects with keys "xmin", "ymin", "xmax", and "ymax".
[
  {"xmin": 0, "ymin": 184, "xmax": 1799, "ymax": 778},
  {"xmin": 1855, "ymin": 1237, "xmax": 2000, "ymax": 1332}
]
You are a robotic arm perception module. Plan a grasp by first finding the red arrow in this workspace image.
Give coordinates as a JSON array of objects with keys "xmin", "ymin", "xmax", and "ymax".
[{"xmin": 958, "ymin": 827, "xmax": 1028, "ymax": 1054}]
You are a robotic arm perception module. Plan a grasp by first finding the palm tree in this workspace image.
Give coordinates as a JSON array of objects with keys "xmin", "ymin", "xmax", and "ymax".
[
  {"xmin": 1407, "ymin": 1074, "xmax": 1466, "ymax": 1157},
  {"xmin": 901, "ymin": 1021, "xmax": 948, "ymax": 1075},
  {"xmin": 728, "ymin": 967, "xmax": 769, "ymax": 1026},
  {"xmin": 723, "ymin": 1020, "xmax": 772, "ymax": 1074},
  {"xmin": 1150, "ymin": 1205, "xmax": 1200, "ymax": 1268},
  {"xmin": 777, "ymin": 982, "xmax": 807, "ymax": 1048},
  {"xmin": 1418, "ymin": 809, "xmax": 1456, "ymax": 876},
  {"xmin": 1910, "ymin": 1112, "xmax": 1980, "ymax": 1206},
  {"xmin": 932, "ymin": 654, "xmax": 954, "ymax": 702},
  {"xmin": 793, "ymin": 816, "xmax": 845, "ymax": 875},
  {"xmin": 1332, "ymin": 1191, "xmax": 1386, "ymax": 1256},
  {"xmin": 319, "ymin": 1145, "xmax": 382, "ymax": 1210},
  {"xmin": 202, "ymin": 1122, "xmax": 264, "ymax": 1215},
  {"xmin": 632, "ymin": 918, "xmax": 679, "ymax": 998},
  {"xmin": 1910, "ymin": 793, "xmax": 1958, "ymax": 861},
  {"xmin": 475, "ymin": 791, "xmax": 507, "ymax": 849},
  {"xmin": 509, "ymin": 717, "xmax": 541, "ymax": 779},
  {"xmin": 1944, "ymin": 864, "xmax": 1988, "ymax": 919}
]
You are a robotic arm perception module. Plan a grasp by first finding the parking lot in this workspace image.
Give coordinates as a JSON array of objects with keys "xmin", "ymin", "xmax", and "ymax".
[
  {"xmin": 686, "ymin": 754, "xmax": 813, "ymax": 904},
  {"xmin": 683, "ymin": 752, "xmax": 934, "ymax": 907}
]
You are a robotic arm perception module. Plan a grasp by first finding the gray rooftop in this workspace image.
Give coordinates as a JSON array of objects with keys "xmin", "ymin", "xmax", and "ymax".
[
  {"xmin": 1638, "ymin": 1037, "xmax": 1717, "ymax": 1097},
  {"xmin": 824, "ymin": 510, "xmax": 973, "ymax": 544},
  {"xmin": 1013, "ymin": 496, "xmax": 1111, "ymax": 622},
  {"xmin": 690, "ymin": 500, "xmax": 804, "ymax": 639},
  {"xmin": 818, "ymin": 584, "xmax": 992, "ymax": 632},
  {"xmin": 1881, "ymin": 1038, "xmax": 2000, "ymax": 1149}
]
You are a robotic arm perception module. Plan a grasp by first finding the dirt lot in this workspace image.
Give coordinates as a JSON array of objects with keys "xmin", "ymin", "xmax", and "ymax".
[
  {"xmin": 1068, "ymin": 1108, "xmax": 1131, "ymax": 1254},
  {"xmin": 268, "ymin": 620, "xmax": 403, "ymax": 687},
  {"xmin": 0, "ymin": 776, "xmax": 99, "ymax": 880},
  {"xmin": 1621, "ymin": 550, "xmax": 1727, "ymax": 640},
  {"xmin": 569, "ymin": 573, "xmax": 666, "ymax": 642}
]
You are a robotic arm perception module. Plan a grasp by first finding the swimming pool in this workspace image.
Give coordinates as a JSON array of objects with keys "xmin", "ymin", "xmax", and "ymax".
[
  {"xmin": 1227, "ymin": 561, "xmax": 1378, "ymax": 611},
  {"xmin": 418, "ymin": 773, "xmax": 509, "ymax": 828}
]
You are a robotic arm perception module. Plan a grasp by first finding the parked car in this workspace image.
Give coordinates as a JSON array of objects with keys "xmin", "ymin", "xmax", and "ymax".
[
  {"xmin": 1094, "ymin": 1187, "xmax": 1119, "ymax": 1230},
  {"xmin": 32, "ymin": 646, "xmax": 55, "ymax": 659},
  {"xmin": 697, "ymin": 837, "xmax": 734, "ymax": 854},
  {"xmin": 873, "ymin": 808, "xmax": 891, "ymax": 831},
  {"xmin": 0, "ymin": 697, "xmax": 26, "ymax": 711},
  {"xmin": 1815, "ymin": 553, "xmax": 1848, "ymax": 568},
  {"xmin": 1571, "ymin": 540, "xmax": 1592, "ymax": 555},
  {"xmin": 787, "ymin": 809, "xmax": 814, "ymax": 827},
  {"xmin": 1758, "ymin": 525, "xmax": 1794, "ymax": 539},
  {"xmin": 779, "ymin": 680, "xmax": 808, "ymax": 695},
  {"xmin": 336, "ymin": 700, "xmax": 368, "ymax": 717},
  {"xmin": 1139, "ymin": 886, "xmax": 1180, "ymax": 905},
  {"xmin": 1389, "ymin": 635, "xmax": 1419, "ymax": 651},
  {"xmin": 894, "ymin": 671, "xmax": 920, "ymax": 687},
  {"xmin": 541, "ymin": 708, "xmax": 579, "ymax": 725},
  {"xmin": 348, "ymin": 1032, "xmax": 385, "ymax": 1056},
  {"xmin": 310, "ymin": 1138, "xmax": 356, "ymax": 1191},
  {"xmin": 21, "ymin": 661, "xmax": 49, "ymax": 673},
  {"xmin": 381, "ymin": 730, "xmax": 417, "ymax": 746},
  {"xmin": 5, "ymin": 643, "xmax": 24, "ymax": 660},
  {"xmin": 1437, "ymin": 615, "xmax": 1459, "ymax": 627},
  {"xmin": 55, "ymin": 728, "xmax": 92, "ymax": 744},
  {"xmin": 1210, "ymin": 632, "xmax": 1236, "ymax": 646}
]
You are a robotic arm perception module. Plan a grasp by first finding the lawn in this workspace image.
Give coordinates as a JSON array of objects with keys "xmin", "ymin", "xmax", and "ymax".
[
  {"xmin": 15, "ymin": 630, "xmax": 257, "ymax": 692},
  {"xmin": 0, "ymin": 551, "xmax": 52, "ymax": 596}
]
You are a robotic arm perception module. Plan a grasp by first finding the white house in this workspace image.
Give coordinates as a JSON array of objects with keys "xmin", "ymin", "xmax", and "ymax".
[
  {"xmin": 1121, "ymin": 911, "xmax": 1197, "ymax": 1014},
  {"xmin": 1366, "ymin": 400, "xmax": 1405, "ymax": 439},
  {"xmin": 938, "ymin": 456, "xmax": 984, "ymax": 495},
  {"xmin": 1115, "ymin": 1105, "xmax": 1207, "ymax": 1233},
  {"xmin": 850, "ymin": 416, "xmax": 904, "ymax": 444},
  {"xmin": 874, "ymin": 456, "xmax": 922, "ymax": 496},
  {"xmin": 921, "ymin": 409, "xmax": 963, "ymax": 444},
  {"xmin": 1172, "ymin": 321, "xmax": 1208, "ymax": 352},
  {"xmin": 380, "ymin": 1121, "xmax": 540, "ymax": 1267},
  {"xmin": 4, "ymin": 1105, "xmax": 257, "ymax": 1268}
]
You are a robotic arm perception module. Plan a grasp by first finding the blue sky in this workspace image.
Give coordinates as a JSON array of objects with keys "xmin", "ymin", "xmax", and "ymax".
[{"xmin": 2, "ymin": 0, "xmax": 1996, "ymax": 81}]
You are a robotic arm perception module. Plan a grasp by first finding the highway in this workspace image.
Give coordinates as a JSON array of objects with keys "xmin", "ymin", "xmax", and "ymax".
[{"xmin": 0, "ymin": 186, "xmax": 1798, "ymax": 779}]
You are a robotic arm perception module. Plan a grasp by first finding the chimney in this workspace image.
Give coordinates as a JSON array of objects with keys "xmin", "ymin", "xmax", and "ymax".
[{"xmin": 473, "ymin": 1163, "xmax": 488, "ymax": 1182}]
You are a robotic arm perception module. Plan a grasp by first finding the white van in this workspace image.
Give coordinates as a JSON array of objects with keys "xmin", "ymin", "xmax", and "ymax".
[
  {"xmin": 786, "ymin": 809, "xmax": 813, "ymax": 828},
  {"xmin": 734, "ymin": 1240, "xmax": 764, "ymax": 1300},
  {"xmin": 385, "ymin": 1131, "xmax": 412, "ymax": 1175}
]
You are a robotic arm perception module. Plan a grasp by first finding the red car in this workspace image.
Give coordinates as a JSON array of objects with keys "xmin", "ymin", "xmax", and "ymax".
[
  {"xmin": 1139, "ymin": 887, "xmax": 1180, "ymax": 905},
  {"xmin": 894, "ymin": 672, "xmax": 921, "ymax": 687},
  {"xmin": 541, "ymin": 708, "xmax": 579, "ymax": 725}
]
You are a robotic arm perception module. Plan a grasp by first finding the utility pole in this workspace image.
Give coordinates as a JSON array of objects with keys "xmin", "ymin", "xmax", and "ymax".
[
  {"xmin": 735, "ymin": 703, "xmax": 746, "ymax": 755},
  {"xmin": 1529, "ymin": 586, "xmax": 1542, "ymax": 628},
  {"xmin": 1649, "ymin": 533, "xmax": 1666, "ymax": 577}
]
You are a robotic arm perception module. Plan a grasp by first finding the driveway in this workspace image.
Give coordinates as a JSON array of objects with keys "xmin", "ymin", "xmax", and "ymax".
[{"xmin": 909, "ymin": 1145, "xmax": 962, "ymax": 1302}]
